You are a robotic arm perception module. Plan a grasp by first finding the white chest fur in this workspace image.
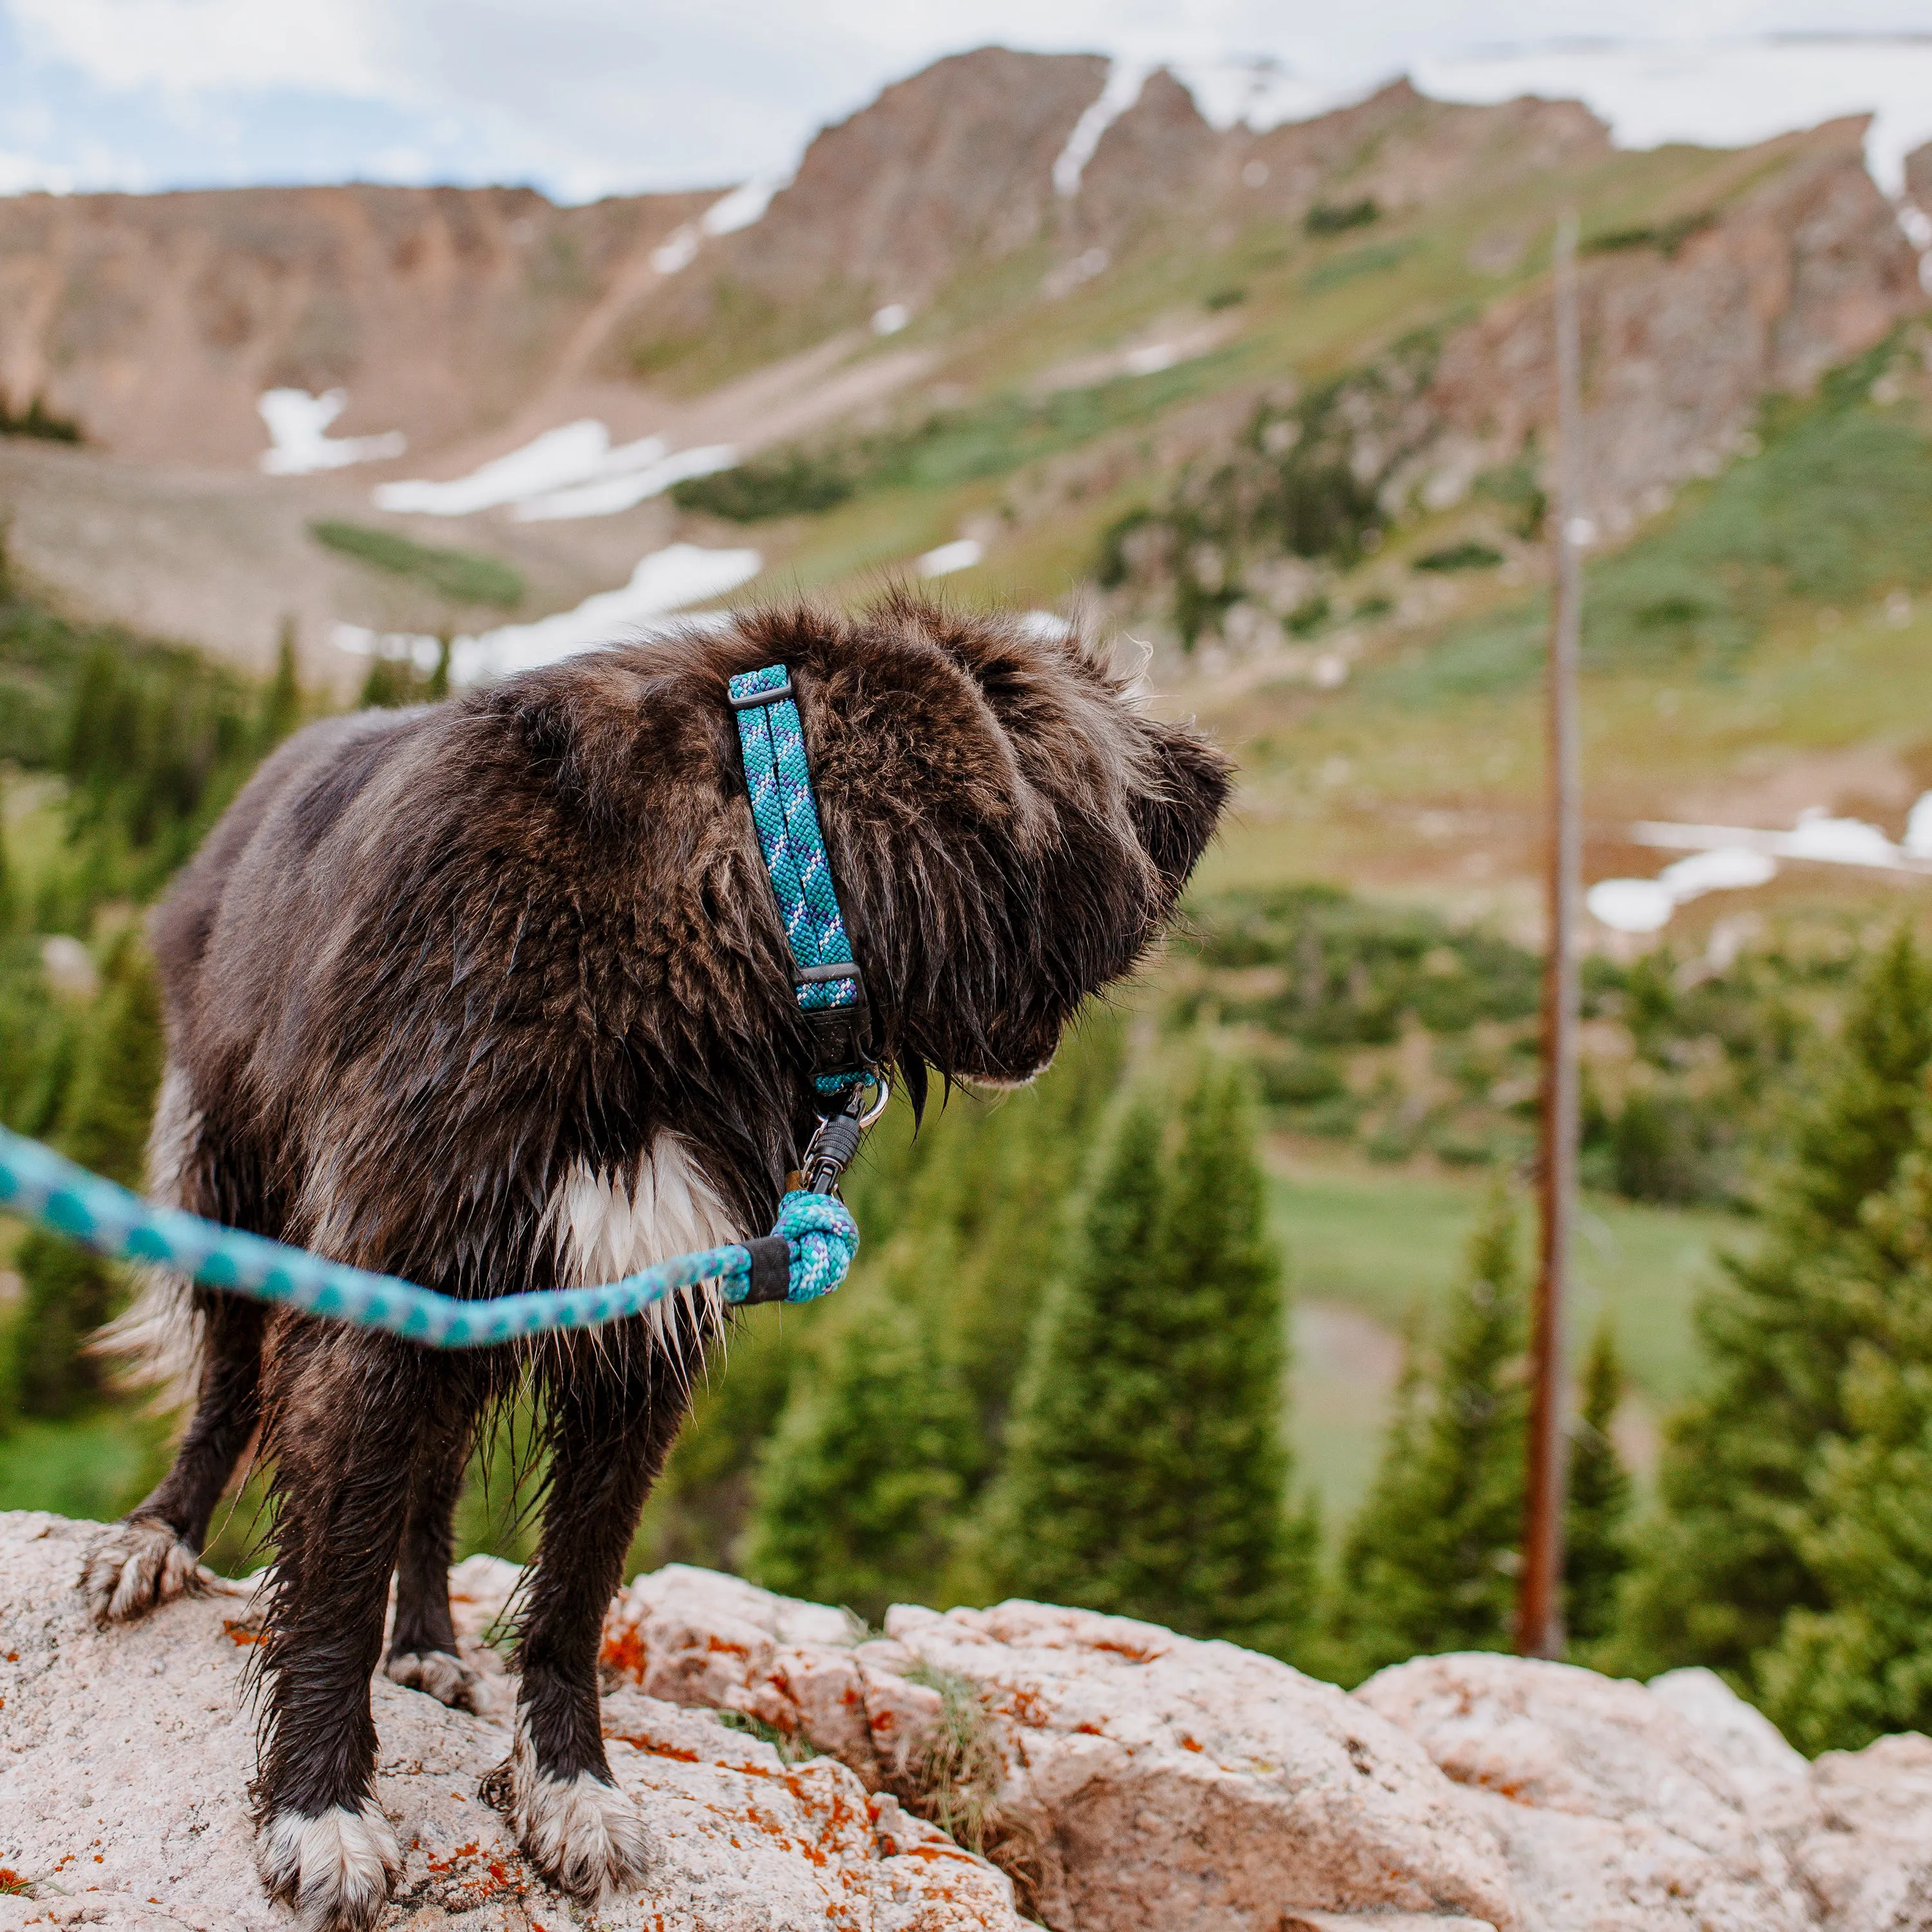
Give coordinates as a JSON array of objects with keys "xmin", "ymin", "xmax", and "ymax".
[{"xmin": 539, "ymin": 1133, "xmax": 742, "ymax": 1351}]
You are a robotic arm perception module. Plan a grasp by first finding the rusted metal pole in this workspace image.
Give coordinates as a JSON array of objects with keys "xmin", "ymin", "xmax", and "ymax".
[{"xmin": 1517, "ymin": 212, "xmax": 1583, "ymax": 1662}]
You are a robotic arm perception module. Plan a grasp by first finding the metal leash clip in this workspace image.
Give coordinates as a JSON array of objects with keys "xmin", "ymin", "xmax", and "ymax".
[{"xmin": 795, "ymin": 1072, "xmax": 891, "ymax": 1197}]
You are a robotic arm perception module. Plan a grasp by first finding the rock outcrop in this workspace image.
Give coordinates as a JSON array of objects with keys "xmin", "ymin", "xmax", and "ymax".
[
  {"xmin": 600, "ymin": 1565, "xmax": 1518, "ymax": 1930},
  {"xmin": 0, "ymin": 185, "xmax": 710, "ymax": 467},
  {"xmin": 605, "ymin": 1564, "xmax": 1932, "ymax": 1932},
  {"xmin": 0, "ymin": 1515, "xmax": 1023, "ymax": 1932},
  {"xmin": 10, "ymin": 53, "xmax": 1892, "ymax": 484},
  {"xmin": 12, "ymin": 1511, "xmax": 1932, "ymax": 1931},
  {"xmin": 1426, "ymin": 116, "xmax": 1926, "ymax": 524}
]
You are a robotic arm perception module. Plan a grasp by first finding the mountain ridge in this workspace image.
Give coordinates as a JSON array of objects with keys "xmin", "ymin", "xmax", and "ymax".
[{"xmin": 0, "ymin": 48, "xmax": 1925, "ymax": 704}]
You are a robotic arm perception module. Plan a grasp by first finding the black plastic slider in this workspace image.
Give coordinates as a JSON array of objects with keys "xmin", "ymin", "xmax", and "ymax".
[
  {"xmin": 741, "ymin": 1235, "xmax": 791, "ymax": 1304},
  {"xmin": 728, "ymin": 677, "xmax": 794, "ymax": 708}
]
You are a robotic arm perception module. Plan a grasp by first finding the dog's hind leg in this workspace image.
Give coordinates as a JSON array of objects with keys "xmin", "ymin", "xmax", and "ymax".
[
  {"xmin": 252, "ymin": 1325, "xmax": 431, "ymax": 1932},
  {"xmin": 84, "ymin": 1068, "xmax": 279, "ymax": 1622},
  {"xmin": 384, "ymin": 1406, "xmax": 491, "ymax": 1712},
  {"xmin": 487, "ymin": 1341, "xmax": 699, "ymax": 1906}
]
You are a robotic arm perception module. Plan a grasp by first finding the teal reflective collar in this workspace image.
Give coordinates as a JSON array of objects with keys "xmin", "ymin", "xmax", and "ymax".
[{"xmin": 728, "ymin": 665, "xmax": 872, "ymax": 1095}]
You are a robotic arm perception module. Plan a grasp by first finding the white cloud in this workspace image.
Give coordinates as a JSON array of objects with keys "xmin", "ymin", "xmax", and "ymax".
[
  {"xmin": 7, "ymin": 2, "xmax": 1932, "ymax": 202},
  {"xmin": 1419, "ymin": 37, "xmax": 1932, "ymax": 193},
  {"xmin": 0, "ymin": 148, "xmax": 73, "ymax": 192},
  {"xmin": 9, "ymin": 0, "xmax": 388, "ymax": 97}
]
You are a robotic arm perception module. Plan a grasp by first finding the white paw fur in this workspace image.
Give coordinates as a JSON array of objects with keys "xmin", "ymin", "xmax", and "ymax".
[
  {"xmin": 500, "ymin": 1718, "xmax": 653, "ymax": 1904},
  {"xmin": 257, "ymin": 1801, "xmax": 401, "ymax": 1932},
  {"xmin": 83, "ymin": 1517, "xmax": 205, "ymax": 1623},
  {"xmin": 385, "ymin": 1647, "xmax": 489, "ymax": 1714}
]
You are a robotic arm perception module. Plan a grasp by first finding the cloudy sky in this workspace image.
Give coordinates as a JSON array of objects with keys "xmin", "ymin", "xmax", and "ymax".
[{"xmin": 3, "ymin": 0, "xmax": 1932, "ymax": 202}]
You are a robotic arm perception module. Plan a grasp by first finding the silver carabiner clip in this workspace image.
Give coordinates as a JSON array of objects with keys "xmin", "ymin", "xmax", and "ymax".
[{"xmin": 799, "ymin": 1074, "xmax": 891, "ymax": 1196}]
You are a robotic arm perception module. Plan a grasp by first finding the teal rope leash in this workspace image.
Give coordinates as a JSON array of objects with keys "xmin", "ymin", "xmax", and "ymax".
[{"xmin": 0, "ymin": 1124, "xmax": 857, "ymax": 1350}]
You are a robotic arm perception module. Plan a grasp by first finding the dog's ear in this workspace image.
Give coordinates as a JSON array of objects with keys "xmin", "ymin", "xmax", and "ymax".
[{"xmin": 1135, "ymin": 721, "xmax": 1233, "ymax": 894}]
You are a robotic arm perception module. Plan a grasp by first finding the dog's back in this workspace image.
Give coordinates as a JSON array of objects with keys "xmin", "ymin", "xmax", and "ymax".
[{"xmin": 151, "ymin": 706, "xmax": 426, "ymax": 1043}]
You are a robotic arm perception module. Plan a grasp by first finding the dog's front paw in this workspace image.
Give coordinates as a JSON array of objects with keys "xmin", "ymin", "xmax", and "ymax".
[
  {"xmin": 257, "ymin": 1801, "xmax": 401, "ymax": 1932},
  {"xmin": 385, "ymin": 1646, "xmax": 490, "ymax": 1714},
  {"xmin": 82, "ymin": 1517, "xmax": 205, "ymax": 1624},
  {"xmin": 485, "ymin": 1725, "xmax": 653, "ymax": 1904}
]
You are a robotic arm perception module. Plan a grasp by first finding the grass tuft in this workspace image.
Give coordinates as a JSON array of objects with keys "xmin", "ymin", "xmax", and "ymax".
[
  {"xmin": 308, "ymin": 522, "xmax": 523, "ymax": 609},
  {"xmin": 898, "ymin": 1662, "xmax": 1043, "ymax": 1907},
  {"xmin": 1414, "ymin": 540, "xmax": 1504, "ymax": 573},
  {"xmin": 1305, "ymin": 198, "xmax": 1380, "ymax": 236}
]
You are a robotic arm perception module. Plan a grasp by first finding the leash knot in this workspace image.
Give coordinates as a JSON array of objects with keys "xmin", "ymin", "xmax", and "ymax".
[{"xmin": 773, "ymin": 1189, "xmax": 859, "ymax": 1302}]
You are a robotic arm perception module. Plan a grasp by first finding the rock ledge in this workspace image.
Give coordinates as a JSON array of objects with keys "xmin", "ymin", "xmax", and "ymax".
[{"xmin": 8, "ymin": 1513, "xmax": 1932, "ymax": 1931}]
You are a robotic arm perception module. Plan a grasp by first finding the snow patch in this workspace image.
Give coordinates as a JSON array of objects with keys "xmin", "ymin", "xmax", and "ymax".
[
  {"xmin": 916, "ymin": 538, "xmax": 983, "ymax": 579},
  {"xmin": 1586, "ymin": 878, "xmax": 1678, "ymax": 936},
  {"xmin": 1591, "ymin": 797, "xmax": 1932, "ymax": 932},
  {"xmin": 374, "ymin": 420, "xmax": 612, "ymax": 516},
  {"xmin": 374, "ymin": 422, "xmax": 733, "ymax": 522},
  {"xmin": 1054, "ymin": 61, "xmax": 1149, "ymax": 198},
  {"xmin": 1907, "ymin": 793, "xmax": 1932, "ymax": 859},
  {"xmin": 1589, "ymin": 847, "xmax": 1779, "ymax": 934},
  {"xmin": 258, "ymin": 389, "xmax": 404, "ymax": 476},
  {"xmin": 333, "ymin": 544, "xmax": 758, "ymax": 685},
  {"xmin": 1415, "ymin": 36, "xmax": 1932, "ymax": 194},
  {"xmin": 703, "ymin": 175, "xmax": 785, "ymax": 236},
  {"xmin": 650, "ymin": 227, "xmax": 701, "ymax": 275},
  {"xmin": 1043, "ymin": 247, "xmax": 1111, "ymax": 299},
  {"xmin": 512, "ymin": 443, "xmax": 737, "ymax": 522},
  {"xmin": 650, "ymin": 173, "xmax": 788, "ymax": 277}
]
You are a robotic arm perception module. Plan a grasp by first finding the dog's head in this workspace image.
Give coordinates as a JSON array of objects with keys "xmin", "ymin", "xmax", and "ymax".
[
  {"xmin": 713, "ymin": 593, "xmax": 1229, "ymax": 1101},
  {"xmin": 512, "ymin": 592, "xmax": 1227, "ymax": 1142}
]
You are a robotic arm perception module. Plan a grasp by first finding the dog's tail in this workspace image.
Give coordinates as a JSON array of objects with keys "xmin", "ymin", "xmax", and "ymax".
[{"xmin": 88, "ymin": 1060, "xmax": 209, "ymax": 1410}]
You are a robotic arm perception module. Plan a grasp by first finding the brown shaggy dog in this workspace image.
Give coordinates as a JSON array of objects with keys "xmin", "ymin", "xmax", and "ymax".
[{"xmin": 82, "ymin": 595, "xmax": 1229, "ymax": 1931}]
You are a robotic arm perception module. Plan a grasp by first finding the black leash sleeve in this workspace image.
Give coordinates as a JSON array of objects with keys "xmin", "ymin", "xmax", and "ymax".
[{"xmin": 741, "ymin": 1235, "xmax": 792, "ymax": 1305}]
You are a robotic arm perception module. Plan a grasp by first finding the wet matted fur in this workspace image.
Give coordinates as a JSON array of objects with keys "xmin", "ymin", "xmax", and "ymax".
[{"xmin": 84, "ymin": 593, "xmax": 1229, "ymax": 1931}]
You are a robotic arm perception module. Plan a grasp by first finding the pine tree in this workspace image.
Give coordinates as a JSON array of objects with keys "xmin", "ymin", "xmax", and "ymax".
[
  {"xmin": 1564, "ymin": 1321, "xmax": 1633, "ymax": 1653},
  {"xmin": 1611, "ymin": 929, "xmax": 1932, "ymax": 1681},
  {"xmin": 359, "ymin": 658, "xmax": 415, "ymax": 710},
  {"xmin": 259, "ymin": 621, "xmax": 301, "ymax": 749},
  {"xmin": 741, "ymin": 1289, "xmax": 976, "ymax": 1624},
  {"xmin": 850, "ymin": 1012, "xmax": 1128, "ymax": 1453},
  {"xmin": 984, "ymin": 1060, "xmax": 1313, "ymax": 1658},
  {"xmin": 631, "ymin": 1016, "xmax": 1128, "ymax": 1582},
  {"xmin": 1754, "ymin": 1133, "xmax": 1932, "ymax": 1752},
  {"xmin": 13, "ymin": 939, "xmax": 165, "ymax": 1416},
  {"xmin": 1153, "ymin": 1057, "xmax": 1318, "ymax": 1651},
  {"xmin": 1329, "ymin": 1188, "xmax": 1527, "ymax": 1680}
]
